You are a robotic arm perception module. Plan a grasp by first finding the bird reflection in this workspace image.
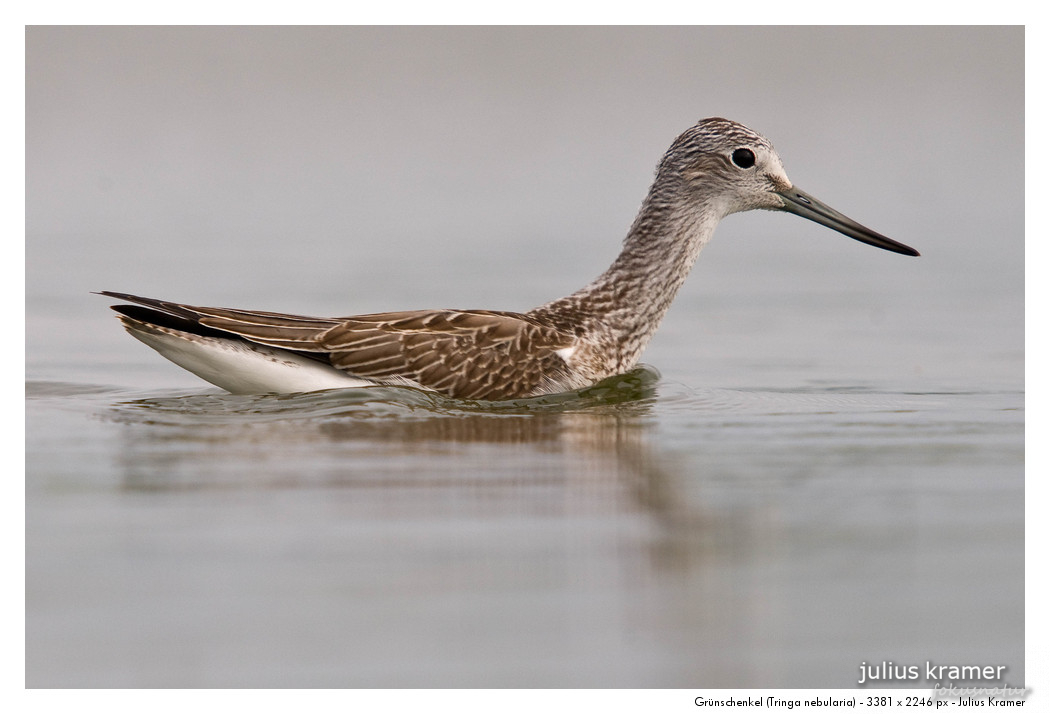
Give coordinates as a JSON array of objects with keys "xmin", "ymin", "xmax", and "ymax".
[{"xmin": 107, "ymin": 367, "xmax": 670, "ymax": 515}]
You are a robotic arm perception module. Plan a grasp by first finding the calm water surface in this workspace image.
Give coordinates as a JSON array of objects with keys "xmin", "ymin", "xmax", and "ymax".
[
  {"xmin": 25, "ymin": 200, "xmax": 1024, "ymax": 690},
  {"xmin": 26, "ymin": 347, "xmax": 1022, "ymax": 687}
]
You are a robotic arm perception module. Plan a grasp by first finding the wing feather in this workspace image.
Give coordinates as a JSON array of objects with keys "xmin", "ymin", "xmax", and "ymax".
[
  {"xmin": 322, "ymin": 310, "xmax": 576, "ymax": 399},
  {"xmin": 101, "ymin": 292, "xmax": 577, "ymax": 399}
]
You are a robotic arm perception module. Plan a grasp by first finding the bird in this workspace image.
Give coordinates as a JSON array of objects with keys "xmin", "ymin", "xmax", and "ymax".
[{"xmin": 102, "ymin": 117, "xmax": 919, "ymax": 401}]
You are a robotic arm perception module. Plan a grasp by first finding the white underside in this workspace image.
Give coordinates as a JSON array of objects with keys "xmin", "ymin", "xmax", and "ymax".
[{"xmin": 122, "ymin": 320, "xmax": 378, "ymax": 394}]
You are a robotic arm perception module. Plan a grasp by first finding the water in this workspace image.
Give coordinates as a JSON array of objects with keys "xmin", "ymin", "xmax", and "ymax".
[
  {"xmin": 26, "ymin": 27, "xmax": 1023, "ymax": 688},
  {"xmin": 26, "ymin": 373, "xmax": 1023, "ymax": 687}
]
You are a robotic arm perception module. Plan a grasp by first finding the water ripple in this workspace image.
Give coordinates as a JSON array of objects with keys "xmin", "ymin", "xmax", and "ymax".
[{"xmin": 103, "ymin": 365, "xmax": 663, "ymax": 426}]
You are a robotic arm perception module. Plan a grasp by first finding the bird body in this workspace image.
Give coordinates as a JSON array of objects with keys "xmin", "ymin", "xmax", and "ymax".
[{"xmin": 104, "ymin": 118, "xmax": 918, "ymax": 400}]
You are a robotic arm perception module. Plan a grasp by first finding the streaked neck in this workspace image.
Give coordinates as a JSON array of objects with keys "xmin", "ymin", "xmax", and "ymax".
[{"xmin": 529, "ymin": 186, "xmax": 721, "ymax": 366}]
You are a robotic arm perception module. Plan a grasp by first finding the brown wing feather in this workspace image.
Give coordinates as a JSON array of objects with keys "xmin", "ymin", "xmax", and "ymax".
[
  {"xmin": 321, "ymin": 310, "xmax": 576, "ymax": 400},
  {"xmin": 101, "ymin": 293, "xmax": 576, "ymax": 399}
]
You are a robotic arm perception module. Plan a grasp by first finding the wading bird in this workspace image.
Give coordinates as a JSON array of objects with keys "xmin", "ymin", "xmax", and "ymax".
[{"xmin": 103, "ymin": 118, "xmax": 918, "ymax": 400}]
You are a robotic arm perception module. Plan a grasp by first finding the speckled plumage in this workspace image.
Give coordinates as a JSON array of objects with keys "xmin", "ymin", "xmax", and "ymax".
[{"xmin": 103, "ymin": 118, "xmax": 918, "ymax": 399}]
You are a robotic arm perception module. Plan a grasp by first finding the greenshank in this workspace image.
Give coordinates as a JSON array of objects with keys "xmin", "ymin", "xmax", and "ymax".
[{"xmin": 103, "ymin": 118, "xmax": 918, "ymax": 400}]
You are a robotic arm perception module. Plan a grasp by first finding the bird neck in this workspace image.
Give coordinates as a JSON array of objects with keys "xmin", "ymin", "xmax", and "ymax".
[{"xmin": 529, "ymin": 184, "xmax": 721, "ymax": 368}]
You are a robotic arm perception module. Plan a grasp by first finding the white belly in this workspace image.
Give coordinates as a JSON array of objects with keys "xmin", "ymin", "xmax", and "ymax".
[{"xmin": 121, "ymin": 318, "xmax": 373, "ymax": 394}]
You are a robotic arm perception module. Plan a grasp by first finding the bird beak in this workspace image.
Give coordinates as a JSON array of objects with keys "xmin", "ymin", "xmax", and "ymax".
[{"xmin": 776, "ymin": 186, "xmax": 920, "ymax": 257}]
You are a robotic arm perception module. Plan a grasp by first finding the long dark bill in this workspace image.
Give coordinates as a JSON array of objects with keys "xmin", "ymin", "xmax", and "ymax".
[{"xmin": 777, "ymin": 187, "xmax": 920, "ymax": 257}]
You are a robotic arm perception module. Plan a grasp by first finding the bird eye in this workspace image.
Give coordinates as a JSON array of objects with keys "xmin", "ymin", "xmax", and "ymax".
[{"xmin": 731, "ymin": 148, "xmax": 756, "ymax": 169}]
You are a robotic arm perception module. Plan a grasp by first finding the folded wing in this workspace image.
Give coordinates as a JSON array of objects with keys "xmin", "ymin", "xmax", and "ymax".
[{"xmin": 102, "ymin": 292, "xmax": 576, "ymax": 400}]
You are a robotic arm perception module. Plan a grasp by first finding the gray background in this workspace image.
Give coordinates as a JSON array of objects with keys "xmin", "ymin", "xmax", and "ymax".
[{"xmin": 28, "ymin": 27, "xmax": 1021, "ymax": 351}]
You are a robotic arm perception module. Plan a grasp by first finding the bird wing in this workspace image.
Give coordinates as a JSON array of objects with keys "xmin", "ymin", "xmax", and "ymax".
[{"xmin": 102, "ymin": 292, "xmax": 577, "ymax": 400}]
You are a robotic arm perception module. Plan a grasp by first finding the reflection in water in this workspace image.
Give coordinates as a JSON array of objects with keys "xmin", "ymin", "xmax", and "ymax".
[
  {"xmin": 106, "ymin": 367, "xmax": 666, "ymax": 493},
  {"xmin": 104, "ymin": 366, "xmax": 695, "ymax": 564},
  {"xmin": 98, "ymin": 366, "xmax": 742, "ymax": 685},
  {"xmin": 106, "ymin": 368, "xmax": 698, "ymax": 565}
]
